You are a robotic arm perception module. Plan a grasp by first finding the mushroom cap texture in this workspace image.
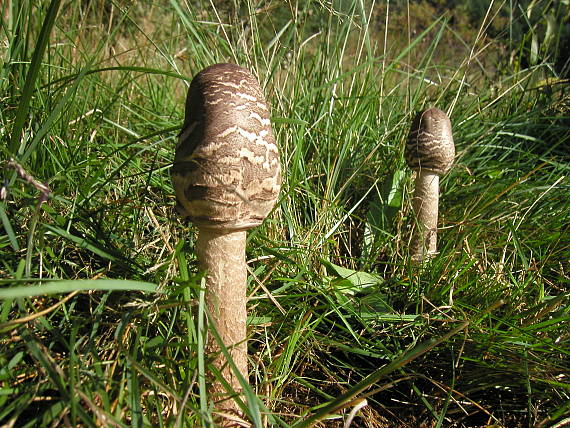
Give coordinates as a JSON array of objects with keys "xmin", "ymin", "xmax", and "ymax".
[
  {"xmin": 172, "ymin": 63, "xmax": 281, "ymax": 231},
  {"xmin": 405, "ymin": 107, "xmax": 455, "ymax": 175}
]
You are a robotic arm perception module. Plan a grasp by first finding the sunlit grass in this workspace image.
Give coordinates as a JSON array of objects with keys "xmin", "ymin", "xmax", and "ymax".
[{"xmin": 1, "ymin": 0, "xmax": 569, "ymax": 426}]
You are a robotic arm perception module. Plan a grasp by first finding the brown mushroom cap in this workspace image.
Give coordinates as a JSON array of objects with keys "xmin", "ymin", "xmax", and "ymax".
[
  {"xmin": 405, "ymin": 107, "xmax": 455, "ymax": 175},
  {"xmin": 172, "ymin": 63, "xmax": 281, "ymax": 231}
]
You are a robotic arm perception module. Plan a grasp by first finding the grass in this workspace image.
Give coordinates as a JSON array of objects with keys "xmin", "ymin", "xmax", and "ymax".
[{"xmin": 1, "ymin": 0, "xmax": 569, "ymax": 426}]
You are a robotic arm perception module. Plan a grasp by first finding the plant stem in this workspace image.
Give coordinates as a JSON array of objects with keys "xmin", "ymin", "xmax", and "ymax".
[
  {"xmin": 196, "ymin": 229, "xmax": 248, "ymax": 416},
  {"xmin": 411, "ymin": 170, "xmax": 439, "ymax": 262}
]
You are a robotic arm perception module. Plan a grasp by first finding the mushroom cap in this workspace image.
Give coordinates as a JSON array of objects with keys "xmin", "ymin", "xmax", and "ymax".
[
  {"xmin": 172, "ymin": 63, "xmax": 281, "ymax": 231},
  {"xmin": 405, "ymin": 107, "xmax": 455, "ymax": 175}
]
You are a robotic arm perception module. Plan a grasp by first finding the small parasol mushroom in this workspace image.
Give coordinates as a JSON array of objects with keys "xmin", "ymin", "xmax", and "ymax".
[{"xmin": 405, "ymin": 107, "xmax": 455, "ymax": 263}]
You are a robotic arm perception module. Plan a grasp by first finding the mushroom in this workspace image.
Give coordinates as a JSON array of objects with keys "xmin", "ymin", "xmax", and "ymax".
[
  {"xmin": 405, "ymin": 108, "xmax": 454, "ymax": 263},
  {"xmin": 171, "ymin": 63, "xmax": 281, "ymax": 417}
]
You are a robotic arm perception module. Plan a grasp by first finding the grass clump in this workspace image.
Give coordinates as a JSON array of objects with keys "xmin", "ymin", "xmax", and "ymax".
[{"xmin": 1, "ymin": 0, "xmax": 569, "ymax": 426}]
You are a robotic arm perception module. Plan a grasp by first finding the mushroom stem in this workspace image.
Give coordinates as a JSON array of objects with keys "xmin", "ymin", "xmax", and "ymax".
[
  {"xmin": 411, "ymin": 170, "xmax": 439, "ymax": 262},
  {"xmin": 196, "ymin": 229, "xmax": 247, "ymax": 412}
]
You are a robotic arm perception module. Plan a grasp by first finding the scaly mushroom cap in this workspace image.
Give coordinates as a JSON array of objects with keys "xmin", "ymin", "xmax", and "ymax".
[
  {"xmin": 172, "ymin": 63, "xmax": 281, "ymax": 231},
  {"xmin": 405, "ymin": 108, "xmax": 455, "ymax": 175}
]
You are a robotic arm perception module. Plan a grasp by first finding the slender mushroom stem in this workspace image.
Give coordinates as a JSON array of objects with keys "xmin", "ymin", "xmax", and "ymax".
[
  {"xmin": 196, "ymin": 229, "xmax": 248, "ymax": 401},
  {"xmin": 410, "ymin": 171, "xmax": 439, "ymax": 260}
]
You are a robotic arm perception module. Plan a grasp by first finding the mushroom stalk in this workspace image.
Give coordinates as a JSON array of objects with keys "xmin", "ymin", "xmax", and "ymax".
[
  {"xmin": 196, "ymin": 229, "xmax": 248, "ymax": 401},
  {"xmin": 411, "ymin": 171, "xmax": 439, "ymax": 260}
]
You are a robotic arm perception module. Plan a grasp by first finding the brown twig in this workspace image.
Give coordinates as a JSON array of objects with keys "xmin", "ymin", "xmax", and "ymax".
[
  {"xmin": 6, "ymin": 158, "xmax": 51, "ymax": 205},
  {"xmin": 0, "ymin": 291, "xmax": 79, "ymax": 331}
]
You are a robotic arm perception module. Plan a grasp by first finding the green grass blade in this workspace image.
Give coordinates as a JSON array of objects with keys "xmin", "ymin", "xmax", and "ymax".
[
  {"xmin": 8, "ymin": 0, "xmax": 61, "ymax": 155},
  {"xmin": 0, "ymin": 202, "xmax": 20, "ymax": 250},
  {"xmin": 0, "ymin": 279, "xmax": 159, "ymax": 299},
  {"xmin": 197, "ymin": 276, "xmax": 209, "ymax": 423}
]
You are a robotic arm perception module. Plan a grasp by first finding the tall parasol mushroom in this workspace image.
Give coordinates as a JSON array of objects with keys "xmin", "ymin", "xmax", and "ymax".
[{"xmin": 172, "ymin": 63, "xmax": 281, "ymax": 420}]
